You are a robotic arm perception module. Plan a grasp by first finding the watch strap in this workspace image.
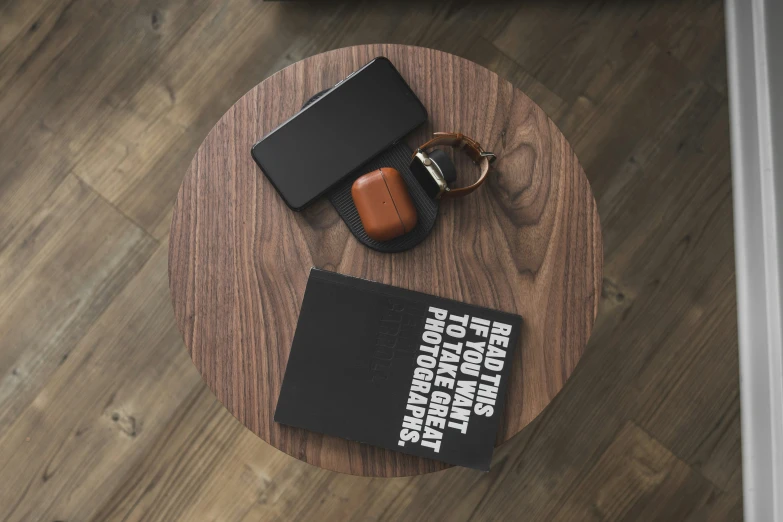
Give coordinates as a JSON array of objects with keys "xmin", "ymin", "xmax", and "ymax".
[{"xmin": 416, "ymin": 132, "xmax": 494, "ymax": 199}]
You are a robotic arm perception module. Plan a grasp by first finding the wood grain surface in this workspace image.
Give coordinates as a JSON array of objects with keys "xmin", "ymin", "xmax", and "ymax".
[
  {"xmin": 0, "ymin": 0, "xmax": 741, "ymax": 519},
  {"xmin": 168, "ymin": 44, "xmax": 602, "ymax": 476}
]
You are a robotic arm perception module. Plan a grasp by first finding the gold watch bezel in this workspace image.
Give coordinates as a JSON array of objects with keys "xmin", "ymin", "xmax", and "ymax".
[{"xmin": 413, "ymin": 149, "xmax": 449, "ymax": 198}]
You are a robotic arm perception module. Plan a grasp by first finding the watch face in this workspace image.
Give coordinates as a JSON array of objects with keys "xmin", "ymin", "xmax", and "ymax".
[{"xmin": 410, "ymin": 157, "xmax": 441, "ymax": 199}]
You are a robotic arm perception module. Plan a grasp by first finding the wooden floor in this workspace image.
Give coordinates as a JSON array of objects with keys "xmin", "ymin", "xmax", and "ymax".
[{"xmin": 0, "ymin": 1, "xmax": 740, "ymax": 520}]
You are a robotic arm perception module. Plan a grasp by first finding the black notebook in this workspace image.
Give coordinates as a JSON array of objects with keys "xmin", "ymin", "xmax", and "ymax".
[{"xmin": 274, "ymin": 268, "xmax": 522, "ymax": 471}]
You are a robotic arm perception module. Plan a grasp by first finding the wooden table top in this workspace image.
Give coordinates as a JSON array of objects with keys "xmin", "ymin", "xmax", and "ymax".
[{"xmin": 168, "ymin": 44, "xmax": 602, "ymax": 477}]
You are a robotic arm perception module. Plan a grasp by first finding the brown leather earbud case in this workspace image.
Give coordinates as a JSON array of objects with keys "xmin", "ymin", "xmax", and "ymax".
[{"xmin": 352, "ymin": 168, "xmax": 418, "ymax": 242}]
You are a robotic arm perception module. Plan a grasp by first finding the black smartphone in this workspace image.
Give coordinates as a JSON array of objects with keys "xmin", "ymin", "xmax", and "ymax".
[{"xmin": 251, "ymin": 57, "xmax": 428, "ymax": 211}]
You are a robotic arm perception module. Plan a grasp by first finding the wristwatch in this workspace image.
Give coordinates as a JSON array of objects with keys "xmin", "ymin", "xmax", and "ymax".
[{"xmin": 410, "ymin": 132, "xmax": 496, "ymax": 199}]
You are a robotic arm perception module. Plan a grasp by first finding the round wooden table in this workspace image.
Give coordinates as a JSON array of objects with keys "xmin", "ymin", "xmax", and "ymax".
[{"xmin": 168, "ymin": 44, "xmax": 602, "ymax": 477}]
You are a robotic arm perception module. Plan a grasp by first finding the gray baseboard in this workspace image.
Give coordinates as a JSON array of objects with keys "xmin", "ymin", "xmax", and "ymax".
[{"xmin": 726, "ymin": 0, "xmax": 783, "ymax": 519}]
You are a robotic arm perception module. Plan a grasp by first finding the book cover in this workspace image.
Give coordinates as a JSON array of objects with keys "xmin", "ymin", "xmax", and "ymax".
[{"xmin": 274, "ymin": 268, "xmax": 522, "ymax": 471}]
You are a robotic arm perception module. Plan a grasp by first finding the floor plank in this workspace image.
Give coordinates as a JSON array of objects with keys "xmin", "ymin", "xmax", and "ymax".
[
  {"xmin": 0, "ymin": 243, "xmax": 200, "ymax": 522},
  {"xmin": 0, "ymin": 174, "xmax": 157, "ymax": 438},
  {"xmin": 549, "ymin": 421, "xmax": 716, "ymax": 522}
]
